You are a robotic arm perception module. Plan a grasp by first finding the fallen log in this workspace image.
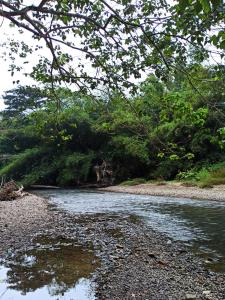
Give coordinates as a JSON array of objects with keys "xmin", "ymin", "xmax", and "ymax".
[
  {"xmin": 29, "ymin": 185, "xmax": 60, "ymax": 189},
  {"xmin": 0, "ymin": 180, "xmax": 26, "ymax": 201}
]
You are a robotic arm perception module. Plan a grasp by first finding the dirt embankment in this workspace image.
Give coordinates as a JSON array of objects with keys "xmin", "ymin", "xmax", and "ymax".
[
  {"xmin": 100, "ymin": 183, "xmax": 225, "ymax": 201},
  {"xmin": 1, "ymin": 194, "xmax": 225, "ymax": 299}
]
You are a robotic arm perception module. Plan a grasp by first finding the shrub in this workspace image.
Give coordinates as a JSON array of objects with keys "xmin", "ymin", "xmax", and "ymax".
[
  {"xmin": 198, "ymin": 166, "xmax": 225, "ymax": 188},
  {"xmin": 56, "ymin": 152, "xmax": 94, "ymax": 186},
  {"xmin": 120, "ymin": 178, "xmax": 146, "ymax": 186},
  {"xmin": 0, "ymin": 148, "xmax": 49, "ymax": 183}
]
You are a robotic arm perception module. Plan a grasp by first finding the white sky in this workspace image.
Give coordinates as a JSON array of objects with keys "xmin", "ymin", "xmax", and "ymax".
[
  {"xmin": 0, "ymin": 59, "xmax": 36, "ymax": 111},
  {"xmin": 0, "ymin": 24, "xmax": 38, "ymax": 110},
  {"xmin": 0, "ymin": 12, "xmax": 99, "ymax": 111},
  {"xmin": 0, "ymin": 0, "xmax": 41, "ymax": 110}
]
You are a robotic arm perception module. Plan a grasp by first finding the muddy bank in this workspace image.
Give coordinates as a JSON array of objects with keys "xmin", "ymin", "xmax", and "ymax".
[
  {"xmin": 100, "ymin": 183, "xmax": 225, "ymax": 201},
  {"xmin": 1, "ymin": 194, "xmax": 225, "ymax": 299}
]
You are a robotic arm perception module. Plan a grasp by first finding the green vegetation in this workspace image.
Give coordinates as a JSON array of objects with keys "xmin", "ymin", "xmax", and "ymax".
[
  {"xmin": 177, "ymin": 162, "xmax": 225, "ymax": 188},
  {"xmin": 0, "ymin": 1, "xmax": 224, "ymax": 92},
  {"xmin": 0, "ymin": 1, "xmax": 224, "ymax": 188},
  {"xmin": 120, "ymin": 178, "xmax": 147, "ymax": 186},
  {"xmin": 0, "ymin": 66, "xmax": 224, "ymax": 188}
]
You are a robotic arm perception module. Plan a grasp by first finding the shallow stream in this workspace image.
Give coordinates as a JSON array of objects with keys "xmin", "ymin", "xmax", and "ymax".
[{"xmin": 37, "ymin": 189, "xmax": 225, "ymax": 271}]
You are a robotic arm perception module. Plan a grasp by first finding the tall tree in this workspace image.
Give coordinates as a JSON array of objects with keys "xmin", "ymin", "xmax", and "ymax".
[{"xmin": 1, "ymin": 86, "xmax": 47, "ymax": 120}]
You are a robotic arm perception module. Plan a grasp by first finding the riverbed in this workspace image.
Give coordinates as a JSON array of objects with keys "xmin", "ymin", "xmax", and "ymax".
[
  {"xmin": 36, "ymin": 188, "xmax": 225, "ymax": 271},
  {"xmin": 1, "ymin": 190, "xmax": 225, "ymax": 299}
]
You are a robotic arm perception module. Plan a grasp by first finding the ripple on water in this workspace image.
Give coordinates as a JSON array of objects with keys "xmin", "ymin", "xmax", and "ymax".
[{"xmin": 34, "ymin": 189, "xmax": 225, "ymax": 272}]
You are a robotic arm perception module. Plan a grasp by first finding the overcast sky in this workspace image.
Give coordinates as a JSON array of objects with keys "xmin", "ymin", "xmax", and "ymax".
[
  {"xmin": 0, "ymin": 59, "xmax": 37, "ymax": 111},
  {"xmin": 0, "ymin": 12, "xmax": 95, "ymax": 111},
  {"xmin": 0, "ymin": 25, "xmax": 37, "ymax": 110},
  {"xmin": 0, "ymin": 1, "xmax": 40, "ymax": 110}
]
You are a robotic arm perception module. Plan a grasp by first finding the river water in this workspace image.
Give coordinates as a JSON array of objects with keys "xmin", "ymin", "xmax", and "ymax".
[{"xmin": 36, "ymin": 189, "xmax": 225, "ymax": 271}]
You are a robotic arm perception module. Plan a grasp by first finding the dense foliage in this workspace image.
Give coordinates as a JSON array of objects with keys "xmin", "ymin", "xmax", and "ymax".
[
  {"xmin": 0, "ymin": 66, "xmax": 224, "ymax": 187},
  {"xmin": 0, "ymin": 0, "xmax": 224, "ymax": 93}
]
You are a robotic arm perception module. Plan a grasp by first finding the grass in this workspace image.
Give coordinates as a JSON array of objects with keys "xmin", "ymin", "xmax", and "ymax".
[
  {"xmin": 119, "ymin": 162, "xmax": 225, "ymax": 188},
  {"xmin": 198, "ymin": 166, "xmax": 225, "ymax": 188},
  {"xmin": 181, "ymin": 163, "xmax": 225, "ymax": 188},
  {"xmin": 120, "ymin": 178, "xmax": 146, "ymax": 186},
  {"xmin": 175, "ymin": 161, "xmax": 225, "ymax": 188},
  {"xmin": 120, "ymin": 178, "xmax": 169, "ymax": 186}
]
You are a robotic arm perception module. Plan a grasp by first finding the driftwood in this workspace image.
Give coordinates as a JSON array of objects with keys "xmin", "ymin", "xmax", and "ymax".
[
  {"xmin": 29, "ymin": 185, "xmax": 60, "ymax": 189},
  {"xmin": 0, "ymin": 180, "xmax": 25, "ymax": 201},
  {"xmin": 93, "ymin": 160, "xmax": 114, "ymax": 185}
]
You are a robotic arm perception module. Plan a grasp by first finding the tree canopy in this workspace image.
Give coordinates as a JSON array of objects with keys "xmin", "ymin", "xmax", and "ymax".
[
  {"xmin": 0, "ymin": 0, "xmax": 224, "ymax": 92},
  {"xmin": 0, "ymin": 66, "xmax": 224, "ymax": 186},
  {"xmin": 0, "ymin": 1, "xmax": 225, "ymax": 187}
]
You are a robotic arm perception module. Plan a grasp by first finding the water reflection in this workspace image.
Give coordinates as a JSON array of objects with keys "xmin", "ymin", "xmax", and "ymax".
[
  {"xmin": 0, "ymin": 237, "xmax": 98, "ymax": 299},
  {"xmin": 34, "ymin": 189, "xmax": 225, "ymax": 271}
]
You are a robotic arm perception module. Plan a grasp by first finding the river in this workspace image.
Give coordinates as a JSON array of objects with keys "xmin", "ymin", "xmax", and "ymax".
[{"xmin": 35, "ymin": 188, "xmax": 225, "ymax": 272}]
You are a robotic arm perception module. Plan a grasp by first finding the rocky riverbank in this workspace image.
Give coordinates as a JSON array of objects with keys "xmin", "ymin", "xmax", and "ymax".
[
  {"xmin": 1, "ymin": 194, "xmax": 225, "ymax": 299},
  {"xmin": 0, "ymin": 194, "xmax": 52, "ymax": 256},
  {"xmin": 100, "ymin": 182, "xmax": 225, "ymax": 202}
]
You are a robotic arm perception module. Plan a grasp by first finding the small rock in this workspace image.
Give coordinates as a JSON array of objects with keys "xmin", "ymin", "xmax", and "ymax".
[
  {"xmin": 148, "ymin": 252, "xmax": 157, "ymax": 259},
  {"xmin": 203, "ymin": 291, "xmax": 211, "ymax": 295},
  {"xmin": 157, "ymin": 260, "xmax": 168, "ymax": 266},
  {"xmin": 185, "ymin": 294, "xmax": 197, "ymax": 300},
  {"xmin": 205, "ymin": 258, "xmax": 214, "ymax": 264}
]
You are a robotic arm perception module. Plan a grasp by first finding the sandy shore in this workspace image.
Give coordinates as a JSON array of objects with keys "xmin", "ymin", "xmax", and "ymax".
[{"xmin": 100, "ymin": 182, "xmax": 225, "ymax": 201}]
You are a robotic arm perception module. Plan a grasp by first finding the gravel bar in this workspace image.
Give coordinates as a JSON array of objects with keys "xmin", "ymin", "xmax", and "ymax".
[
  {"xmin": 100, "ymin": 183, "xmax": 225, "ymax": 202},
  {"xmin": 0, "ymin": 193, "xmax": 225, "ymax": 299}
]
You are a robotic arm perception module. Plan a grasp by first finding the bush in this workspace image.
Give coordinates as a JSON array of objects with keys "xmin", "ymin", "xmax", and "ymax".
[
  {"xmin": 0, "ymin": 148, "xmax": 95, "ymax": 187},
  {"xmin": 176, "ymin": 170, "xmax": 198, "ymax": 181},
  {"xmin": 0, "ymin": 148, "xmax": 49, "ymax": 183},
  {"xmin": 198, "ymin": 166, "xmax": 225, "ymax": 188},
  {"xmin": 56, "ymin": 152, "xmax": 94, "ymax": 186},
  {"xmin": 151, "ymin": 160, "xmax": 184, "ymax": 180},
  {"xmin": 120, "ymin": 178, "xmax": 146, "ymax": 186}
]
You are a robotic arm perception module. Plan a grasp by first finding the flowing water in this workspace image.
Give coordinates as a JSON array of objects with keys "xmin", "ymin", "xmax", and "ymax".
[{"xmin": 36, "ymin": 189, "xmax": 225, "ymax": 271}]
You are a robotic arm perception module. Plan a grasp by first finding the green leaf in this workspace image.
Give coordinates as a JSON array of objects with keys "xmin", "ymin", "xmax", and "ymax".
[
  {"xmin": 169, "ymin": 154, "xmax": 180, "ymax": 161},
  {"xmin": 178, "ymin": 0, "xmax": 189, "ymax": 10},
  {"xmin": 220, "ymin": 40, "xmax": 225, "ymax": 49},
  {"xmin": 199, "ymin": 0, "xmax": 211, "ymax": 13},
  {"xmin": 210, "ymin": 0, "xmax": 222, "ymax": 9}
]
